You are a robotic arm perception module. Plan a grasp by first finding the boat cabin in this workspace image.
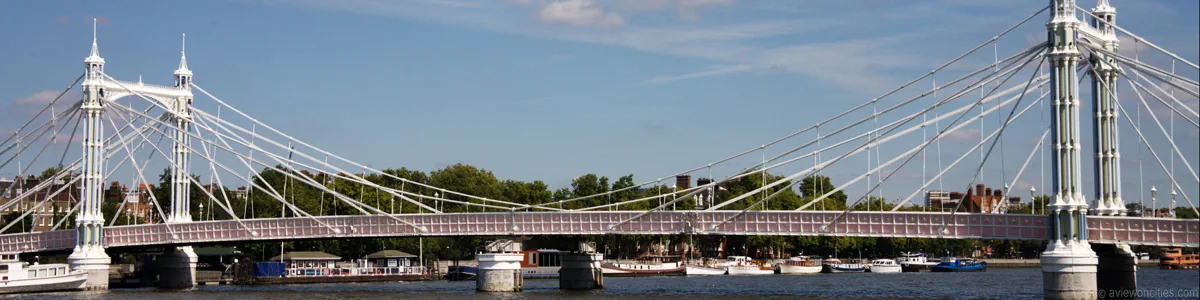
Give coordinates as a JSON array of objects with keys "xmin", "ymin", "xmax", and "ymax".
[
  {"xmin": 522, "ymin": 249, "xmax": 568, "ymax": 268},
  {"xmin": 870, "ymin": 259, "xmax": 898, "ymax": 266},
  {"xmin": 269, "ymin": 251, "xmax": 341, "ymax": 270},
  {"xmin": 365, "ymin": 250, "xmax": 420, "ymax": 268},
  {"xmin": 0, "ymin": 253, "xmax": 71, "ymax": 282}
]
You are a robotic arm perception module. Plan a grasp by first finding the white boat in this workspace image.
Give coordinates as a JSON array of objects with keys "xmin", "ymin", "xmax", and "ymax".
[
  {"xmin": 775, "ymin": 256, "xmax": 822, "ymax": 274},
  {"xmin": 721, "ymin": 256, "xmax": 773, "ymax": 275},
  {"xmin": 868, "ymin": 259, "xmax": 902, "ymax": 273},
  {"xmin": 821, "ymin": 258, "xmax": 868, "ymax": 273},
  {"xmin": 898, "ymin": 252, "xmax": 938, "ymax": 272},
  {"xmin": 684, "ymin": 265, "xmax": 727, "ymax": 275},
  {"xmin": 0, "ymin": 253, "xmax": 87, "ymax": 294},
  {"xmin": 601, "ymin": 256, "xmax": 686, "ymax": 277}
]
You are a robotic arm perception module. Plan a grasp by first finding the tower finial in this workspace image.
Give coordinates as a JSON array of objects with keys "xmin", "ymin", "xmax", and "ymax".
[
  {"xmin": 85, "ymin": 17, "xmax": 104, "ymax": 65},
  {"xmin": 175, "ymin": 33, "xmax": 192, "ymax": 77}
]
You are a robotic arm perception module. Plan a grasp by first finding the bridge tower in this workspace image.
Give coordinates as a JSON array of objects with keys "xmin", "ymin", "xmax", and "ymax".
[
  {"xmin": 1090, "ymin": 0, "xmax": 1124, "ymax": 216},
  {"xmin": 66, "ymin": 19, "xmax": 113, "ymax": 290},
  {"xmin": 158, "ymin": 34, "xmax": 200, "ymax": 289},
  {"xmin": 1088, "ymin": 1, "xmax": 1138, "ymax": 297},
  {"xmin": 1042, "ymin": 1, "xmax": 1098, "ymax": 299}
]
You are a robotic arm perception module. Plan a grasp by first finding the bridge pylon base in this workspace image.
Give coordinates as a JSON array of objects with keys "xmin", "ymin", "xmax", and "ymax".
[
  {"xmin": 476, "ymin": 253, "xmax": 523, "ymax": 292},
  {"xmin": 559, "ymin": 253, "xmax": 603, "ymax": 290},
  {"xmin": 157, "ymin": 246, "xmax": 198, "ymax": 289},
  {"xmin": 1095, "ymin": 243, "xmax": 1137, "ymax": 299},
  {"xmin": 67, "ymin": 246, "xmax": 111, "ymax": 290},
  {"xmin": 1041, "ymin": 242, "xmax": 1099, "ymax": 300}
]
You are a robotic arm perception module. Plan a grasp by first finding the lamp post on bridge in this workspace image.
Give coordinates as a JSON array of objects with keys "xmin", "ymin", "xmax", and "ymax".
[
  {"xmin": 1030, "ymin": 187, "xmax": 1037, "ymax": 215},
  {"xmin": 1150, "ymin": 186, "xmax": 1156, "ymax": 218}
]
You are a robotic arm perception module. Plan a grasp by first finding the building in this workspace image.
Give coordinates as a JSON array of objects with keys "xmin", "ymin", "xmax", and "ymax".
[
  {"xmin": 962, "ymin": 184, "xmax": 1022, "ymax": 213},
  {"xmin": 231, "ymin": 186, "xmax": 248, "ymax": 201},
  {"xmin": 0, "ymin": 174, "xmax": 79, "ymax": 232},
  {"xmin": 269, "ymin": 251, "xmax": 342, "ymax": 270},
  {"xmin": 365, "ymin": 250, "xmax": 420, "ymax": 268},
  {"xmin": 925, "ymin": 190, "xmax": 964, "ymax": 212},
  {"xmin": 675, "ymin": 175, "xmax": 691, "ymax": 190}
]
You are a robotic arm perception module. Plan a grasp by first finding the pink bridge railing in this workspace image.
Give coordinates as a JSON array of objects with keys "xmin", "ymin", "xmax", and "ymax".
[{"xmin": 1, "ymin": 212, "xmax": 1196, "ymax": 253}]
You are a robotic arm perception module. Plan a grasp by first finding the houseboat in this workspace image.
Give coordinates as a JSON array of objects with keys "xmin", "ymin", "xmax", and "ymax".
[
  {"xmin": 775, "ymin": 256, "xmax": 822, "ymax": 274},
  {"xmin": 252, "ymin": 250, "xmax": 431, "ymax": 284},
  {"xmin": 723, "ymin": 256, "xmax": 774, "ymax": 275},
  {"xmin": 930, "ymin": 257, "xmax": 987, "ymax": 272},
  {"xmin": 521, "ymin": 249, "xmax": 567, "ymax": 279},
  {"xmin": 821, "ymin": 258, "xmax": 868, "ymax": 273},
  {"xmin": 867, "ymin": 259, "xmax": 902, "ymax": 273},
  {"xmin": 601, "ymin": 255, "xmax": 686, "ymax": 277},
  {"xmin": 898, "ymin": 252, "xmax": 938, "ymax": 272},
  {"xmin": 1159, "ymin": 248, "xmax": 1199, "ymax": 270},
  {"xmin": 0, "ymin": 253, "xmax": 87, "ymax": 294}
]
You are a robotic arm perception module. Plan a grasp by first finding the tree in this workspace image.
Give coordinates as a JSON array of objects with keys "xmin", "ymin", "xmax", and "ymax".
[{"xmin": 799, "ymin": 175, "xmax": 847, "ymax": 210}]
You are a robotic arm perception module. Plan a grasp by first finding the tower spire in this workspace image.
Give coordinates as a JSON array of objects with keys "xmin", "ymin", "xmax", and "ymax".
[
  {"xmin": 175, "ymin": 33, "xmax": 192, "ymax": 77},
  {"xmin": 85, "ymin": 18, "xmax": 104, "ymax": 64}
]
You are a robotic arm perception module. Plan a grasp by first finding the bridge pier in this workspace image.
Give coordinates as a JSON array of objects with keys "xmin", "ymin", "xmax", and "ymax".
[
  {"xmin": 559, "ymin": 253, "xmax": 604, "ymax": 290},
  {"xmin": 1094, "ymin": 243, "xmax": 1137, "ymax": 299},
  {"xmin": 67, "ymin": 246, "xmax": 111, "ymax": 290},
  {"xmin": 157, "ymin": 246, "xmax": 198, "ymax": 289},
  {"xmin": 476, "ymin": 239, "xmax": 524, "ymax": 292}
]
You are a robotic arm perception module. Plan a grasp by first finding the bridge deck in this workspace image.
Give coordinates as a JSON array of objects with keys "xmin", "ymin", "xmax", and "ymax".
[{"xmin": 1, "ymin": 212, "xmax": 1196, "ymax": 253}]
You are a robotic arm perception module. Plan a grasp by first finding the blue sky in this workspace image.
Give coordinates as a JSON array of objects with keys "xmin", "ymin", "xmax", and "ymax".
[{"xmin": 1, "ymin": 0, "xmax": 1197, "ymax": 207}]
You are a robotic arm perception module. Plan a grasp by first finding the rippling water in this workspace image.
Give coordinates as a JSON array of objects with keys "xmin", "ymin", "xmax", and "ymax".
[{"xmin": 4, "ymin": 268, "xmax": 1197, "ymax": 299}]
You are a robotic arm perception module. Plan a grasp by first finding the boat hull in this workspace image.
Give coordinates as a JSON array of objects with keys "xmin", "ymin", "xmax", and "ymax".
[
  {"xmin": 901, "ymin": 263, "xmax": 936, "ymax": 272},
  {"xmin": 931, "ymin": 263, "xmax": 987, "ymax": 272},
  {"xmin": 821, "ymin": 264, "xmax": 868, "ymax": 273},
  {"xmin": 726, "ymin": 266, "xmax": 774, "ymax": 275},
  {"xmin": 685, "ymin": 265, "xmax": 726, "ymax": 276},
  {"xmin": 602, "ymin": 266, "xmax": 686, "ymax": 277},
  {"xmin": 868, "ymin": 265, "xmax": 902, "ymax": 273},
  {"xmin": 0, "ymin": 272, "xmax": 87, "ymax": 294},
  {"xmin": 776, "ymin": 265, "xmax": 822, "ymax": 274}
]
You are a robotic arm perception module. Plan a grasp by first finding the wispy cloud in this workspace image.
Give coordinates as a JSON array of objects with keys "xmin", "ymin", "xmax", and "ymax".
[
  {"xmin": 244, "ymin": 0, "xmax": 1033, "ymax": 92},
  {"xmin": 6, "ymin": 90, "xmax": 78, "ymax": 118},
  {"xmin": 644, "ymin": 64, "xmax": 752, "ymax": 85}
]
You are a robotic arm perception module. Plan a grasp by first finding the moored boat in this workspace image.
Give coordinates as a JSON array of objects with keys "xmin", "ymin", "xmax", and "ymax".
[
  {"xmin": 0, "ymin": 253, "xmax": 88, "ymax": 294},
  {"xmin": 775, "ymin": 256, "xmax": 822, "ymax": 274},
  {"xmin": 601, "ymin": 255, "xmax": 686, "ymax": 277},
  {"xmin": 521, "ymin": 249, "xmax": 566, "ymax": 279},
  {"xmin": 898, "ymin": 252, "xmax": 938, "ymax": 272},
  {"xmin": 867, "ymin": 259, "xmax": 901, "ymax": 273},
  {"xmin": 821, "ymin": 258, "xmax": 868, "ymax": 273},
  {"xmin": 1159, "ymin": 248, "xmax": 1200, "ymax": 270},
  {"xmin": 930, "ymin": 257, "xmax": 987, "ymax": 272},
  {"xmin": 722, "ymin": 256, "xmax": 774, "ymax": 275},
  {"xmin": 684, "ymin": 265, "xmax": 727, "ymax": 275}
]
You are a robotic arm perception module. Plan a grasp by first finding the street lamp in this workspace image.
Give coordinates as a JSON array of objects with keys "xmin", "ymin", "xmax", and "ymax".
[
  {"xmin": 1150, "ymin": 186, "xmax": 1157, "ymax": 218},
  {"xmin": 1169, "ymin": 190, "xmax": 1177, "ymax": 218},
  {"xmin": 434, "ymin": 192, "xmax": 440, "ymax": 212},
  {"xmin": 199, "ymin": 203, "xmax": 205, "ymax": 221},
  {"xmin": 670, "ymin": 185, "xmax": 677, "ymax": 211},
  {"xmin": 1029, "ymin": 187, "xmax": 1037, "ymax": 215}
]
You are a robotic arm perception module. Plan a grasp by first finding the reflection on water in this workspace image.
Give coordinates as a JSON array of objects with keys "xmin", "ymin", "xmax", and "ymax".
[{"xmin": 3, "ymin": 268, "xmax": 1197, "ymax": 300}]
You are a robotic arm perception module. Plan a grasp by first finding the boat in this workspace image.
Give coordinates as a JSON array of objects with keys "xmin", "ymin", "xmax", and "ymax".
[
  {"xmin": 444, "ymin": 265, "xmax": 477, "ymax": 280},
  {"xmin": 821, "ymin": 258, "xmax": 868, "ymax": 273},
  {"xmin": 601, "ymin": 255, "xmax": 686, "ymax": 277},
  {"xmin": 0, "ymin": 253, "xmax": 88, "ymax": 294},
  {"xmin": 1159, "ymin": 248, "xmax": 1199, "ymax": 270},
  {"xmin": 775, "ymin": 256, "xmax": 822, "ymax": 274},
  {"xmin": 722, "ymin": 256, "xmax": 774, "ymax": 275},
  {"xmin": 930, "ymin": 257, "xmax": 987, "ymax": 272},
  {"xmin": 898, "ymin": 252, "xmax": 939, "ymax": 272},
  {"xmin": 867, "ymin": 259, "xmax": 902, "ymax": 273},
  {"xmin": 1135, "ymin": 252, "xmax": 1151, "ymax": 261},
  {"xmin": 684, "ymin": 264, "xmax": 727, "ymax": 275},
  {"xmin": 520, "ymin": 249, "xmax": 567, "ymax": 279}
]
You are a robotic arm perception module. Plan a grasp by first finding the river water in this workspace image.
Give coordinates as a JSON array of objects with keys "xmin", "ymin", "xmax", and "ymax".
[{"xmin": 4, "ymin": 268, "xmax": 1197, "ymax": 299}]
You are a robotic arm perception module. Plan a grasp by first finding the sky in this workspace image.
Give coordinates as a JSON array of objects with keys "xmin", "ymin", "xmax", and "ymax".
[{"xmin": 1, "ymin": 0, "xmax": 1197, "ymax": 208}]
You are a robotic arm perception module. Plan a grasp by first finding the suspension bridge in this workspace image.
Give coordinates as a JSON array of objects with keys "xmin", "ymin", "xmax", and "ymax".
[{"xmin": 0, "ymin": 0, "xmax": 1197, "ymax": 298}]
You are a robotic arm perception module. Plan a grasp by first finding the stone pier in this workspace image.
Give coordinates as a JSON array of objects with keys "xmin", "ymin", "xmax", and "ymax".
[
  {"xmin": 559, "ymin": 253, "xmax": 604, "ymax": 290},
  {"xmin": 157, "ymin": 246, "xmax": 198, "ymax": 289},
  {"xmin": 476, "ymin": 239, "xmax": 524, "ymax": 292}
]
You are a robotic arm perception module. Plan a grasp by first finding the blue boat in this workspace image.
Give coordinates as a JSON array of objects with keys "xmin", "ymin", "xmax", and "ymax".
[
  {"xmin": 444, "ymin": 265, "xmax": 478, "ymax": 280},
  {"xmin": 930, "ymin": 258, "xmax": 987, "ymax": 272}
]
